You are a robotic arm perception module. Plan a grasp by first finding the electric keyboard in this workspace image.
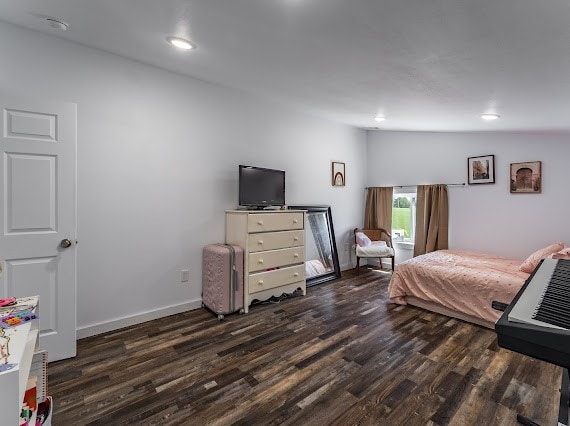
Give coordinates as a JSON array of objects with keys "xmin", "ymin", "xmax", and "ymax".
[
  {"xmin": 495, "ymin": 259, "xmax": 570, "ymax": 426},
  {"xmin": 496, "ymin": 259, "xmax": 570, "ymax": 369},
  {"xmin": 508, "ymin": 258, "xmax": 570, "ymax": 330}
]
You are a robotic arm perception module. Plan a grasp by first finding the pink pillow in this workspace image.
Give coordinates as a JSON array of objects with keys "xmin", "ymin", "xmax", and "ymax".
[
  {"xmin": 520, "ymin": 242, "xmax": 565, "ymax": 273},
  {"xmin": 355, "ymin": 232, "xmax": 372, "ymax": 247},
  {"xmin": 550, "ymin": 247, "xmax": 570, "ymax": 259}
]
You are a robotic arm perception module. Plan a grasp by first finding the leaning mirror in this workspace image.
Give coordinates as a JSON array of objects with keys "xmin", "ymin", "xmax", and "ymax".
[{"xmin": 289, "ymin": 205, "xmax": 341, "ymax": 286}]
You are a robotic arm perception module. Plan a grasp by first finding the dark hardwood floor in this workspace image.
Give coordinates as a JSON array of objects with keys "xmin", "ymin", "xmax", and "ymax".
[{"xmin": 49, "ymin": 268, "xmax": 562, "ymax": 425}]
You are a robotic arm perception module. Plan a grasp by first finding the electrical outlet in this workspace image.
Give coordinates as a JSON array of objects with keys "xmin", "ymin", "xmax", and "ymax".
[{"xmin": 180, "ymin": 269, "xmax": 189, "ymax": 283}]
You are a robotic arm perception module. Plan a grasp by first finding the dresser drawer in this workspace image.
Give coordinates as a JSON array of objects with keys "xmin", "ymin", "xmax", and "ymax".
[
  {"xmin": 249, "ymin": 246, "xmax": 305, "ymax": 272},
  {"xmin": 247, "ymin": 212, "xmax": 304, "ymax": 233},
  {"xmin": 248, "ymin": 265, "xmax": 305, "ymax": 294},
  {"xmin": 248, "ymin": 230, "xmax": 304, "ymax": 252}
]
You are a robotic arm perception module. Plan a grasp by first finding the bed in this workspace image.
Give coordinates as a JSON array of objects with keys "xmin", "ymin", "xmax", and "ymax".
[{"xmin": 388, "ymin": 249, "xmax": 530, "ymax": 328}]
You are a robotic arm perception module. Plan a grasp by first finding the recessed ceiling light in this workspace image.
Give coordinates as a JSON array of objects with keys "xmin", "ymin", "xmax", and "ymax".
[
  {"xmin": 481, "ymin": 113, "xmax": 500, "ymax": 120},
  {"xmin": 46, "ymin": 18, "xmax": 69, "ymax": 31},
  {"xmin": 167, "ymin": 36, "xmax": 195, "ymax": 50},
  {"xmin": 374, "ymin": 116, "xmax": 386, "ymax": 122}
]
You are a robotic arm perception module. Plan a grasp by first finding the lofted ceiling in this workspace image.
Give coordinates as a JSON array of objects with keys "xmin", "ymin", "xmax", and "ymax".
[{"xmin": 2, "ymin": 0, "xmax": 570, "ymax": 132}]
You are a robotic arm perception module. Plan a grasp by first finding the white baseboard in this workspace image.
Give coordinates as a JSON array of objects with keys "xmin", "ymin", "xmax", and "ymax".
[{"xmin": 77, "ymin": 299, "xmax": 203, "ymax": 339}]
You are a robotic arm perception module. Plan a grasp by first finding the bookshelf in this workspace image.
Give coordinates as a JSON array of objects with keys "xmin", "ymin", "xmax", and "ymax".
[{"xmin": 0, "ymin": 296, "xmax": 50, "ymax": 425}]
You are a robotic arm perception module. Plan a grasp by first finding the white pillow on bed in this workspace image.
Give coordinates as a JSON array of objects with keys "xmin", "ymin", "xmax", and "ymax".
[{"xmin": 519, "ymin": 242, "xmax": 564, "ymax": 273}]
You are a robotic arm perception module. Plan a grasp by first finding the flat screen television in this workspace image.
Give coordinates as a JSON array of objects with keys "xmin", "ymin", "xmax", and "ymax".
[{"xmin": 239, "ymin": 165, "xmax": 285, "ymax": 208}]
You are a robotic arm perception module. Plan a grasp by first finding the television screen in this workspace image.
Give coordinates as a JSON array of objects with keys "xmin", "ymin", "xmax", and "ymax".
[{"xmin": 239, "ymin": 165, "xmax": 285, "ymax": 208}]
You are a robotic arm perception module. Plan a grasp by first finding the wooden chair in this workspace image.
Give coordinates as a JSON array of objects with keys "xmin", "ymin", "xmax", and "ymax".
[{"xmin": 354, "ymin": 228, "xmax": 395, "ymax": 273}]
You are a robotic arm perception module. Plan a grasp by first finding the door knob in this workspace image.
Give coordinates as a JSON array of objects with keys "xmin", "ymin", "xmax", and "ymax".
[{"xmin": 60, "ymin": 238, "xmax": 72, "ymax": 248}]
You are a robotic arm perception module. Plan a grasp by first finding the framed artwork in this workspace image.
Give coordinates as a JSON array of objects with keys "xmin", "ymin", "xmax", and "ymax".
[
  {"xmin": 467, "ymin": 155, "xmax": 495, "ymax": 185},
  {"xmin": 510, "ymin": 161, "xmax": 541, "ymax": 193},
  {"xmin": 332, "ymin": 161, "xmax": 345, "ymax": 186}
]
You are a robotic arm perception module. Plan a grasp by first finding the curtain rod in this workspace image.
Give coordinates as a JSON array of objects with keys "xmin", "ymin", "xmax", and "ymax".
[{"xmin": 365, "ymin": 183, "xmax": 466, "ymax": 189}]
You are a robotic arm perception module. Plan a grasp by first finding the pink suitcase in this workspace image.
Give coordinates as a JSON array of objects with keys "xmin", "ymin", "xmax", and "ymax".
[{"xmin": 202, "ymin": 244, "xmax": 244, "ymax": 320}]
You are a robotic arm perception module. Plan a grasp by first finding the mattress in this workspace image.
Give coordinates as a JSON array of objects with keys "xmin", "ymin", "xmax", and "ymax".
[{"xmin": 388, "ymin": 249, "xmax": 530, "ymax": 325}]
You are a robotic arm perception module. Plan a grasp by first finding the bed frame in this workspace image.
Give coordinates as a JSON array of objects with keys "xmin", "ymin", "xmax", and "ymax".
[{"xmin": 405, "ymin": 296, "xmax": 495, "ymax": 329}]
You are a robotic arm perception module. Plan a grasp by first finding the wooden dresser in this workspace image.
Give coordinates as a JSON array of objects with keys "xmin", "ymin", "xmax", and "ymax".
[{"xmin": 226, "ymin": 210, "xmax": 307, "ymax": 313}]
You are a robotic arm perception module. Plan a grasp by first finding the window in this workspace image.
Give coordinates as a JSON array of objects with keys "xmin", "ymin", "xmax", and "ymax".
[{"xmin": 392, "ymin": 192, "xmax": 416, "ymax": 243}]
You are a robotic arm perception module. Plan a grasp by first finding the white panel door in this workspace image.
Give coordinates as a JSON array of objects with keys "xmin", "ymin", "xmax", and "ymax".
[{"xmin": 0, "ymin": 96, "xmax": 77, "ymax": 361}]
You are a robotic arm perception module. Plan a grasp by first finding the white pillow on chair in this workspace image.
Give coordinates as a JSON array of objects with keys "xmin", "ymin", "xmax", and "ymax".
[{"xmin": 355, "ymin": 232, "xmax": 372, "ymax": 247}]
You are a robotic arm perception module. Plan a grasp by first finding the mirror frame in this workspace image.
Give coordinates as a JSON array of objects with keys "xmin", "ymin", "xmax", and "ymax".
[{"xmin": 289, "ymin": 205, "xmax": 341, "ymax": 287}]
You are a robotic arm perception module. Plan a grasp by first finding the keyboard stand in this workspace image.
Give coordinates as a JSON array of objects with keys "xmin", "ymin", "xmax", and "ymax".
[
  {"xmin": 493, "ymin": 299, "xmax": 570, "ymax": 426},
  {"xmin": 516, "ymin": 369, "xmax": 568, "ymax": 426}
]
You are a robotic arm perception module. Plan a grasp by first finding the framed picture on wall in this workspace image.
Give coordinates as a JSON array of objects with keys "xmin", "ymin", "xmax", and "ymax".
[
  {"xmin": 467, "ymin": 154, "xmax": 495, "ymax": 184},
  {"xmin": 510, "ymin": 161, "xmax": 541, "ymax": 193},
  {"xmin": 332, "ymin": 161, "xmax": 345, "ymax": 186}
]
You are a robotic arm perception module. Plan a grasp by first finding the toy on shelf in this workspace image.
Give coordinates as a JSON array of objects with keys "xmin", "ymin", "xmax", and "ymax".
[
  {"xmin": 0, "ymin": 309, "xmax": 38, "ymax": 329},
  {"xmin": 0, "ymin": 297, "xmax": 17, "ymax": 307}
]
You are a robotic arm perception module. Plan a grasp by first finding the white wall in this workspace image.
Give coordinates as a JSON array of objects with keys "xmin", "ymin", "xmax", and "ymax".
[
  {"xmin": 0, "ymin": 22, "xmax": 367, "ymax": 336},
  {"xmin": 367, "ymin": 131, "xmax": 570, "ymax": 262}
]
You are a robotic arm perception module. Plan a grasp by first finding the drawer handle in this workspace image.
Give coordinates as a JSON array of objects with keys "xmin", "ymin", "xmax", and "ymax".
[
  {"xmin": 257, "ymin": 220, "xmax": 263, "ymax": 226},
  {"xmin": 258, "ymin": 259, "xmax": 264, "ymax": 264},
  {"xmin": 293, "ymin": 219, "xmax": 298, "ymax": 224},
  {"xmin": 258, "ymin": 240, "xmax": 263, "ymax": 245},
  {"xmin": 294, "ymin": 253, "xmax": 299, "ymax": 258},
  {"xmin": 294, "ymin": 272, "xmax": 299, "ymax": 277},
  {"xmin": 293, "ymin": 237, "xmax": 299, "ymax": 241},
  {"xmin": 258, "ymin": 280, "xmax": 264, "ymax": 285}
]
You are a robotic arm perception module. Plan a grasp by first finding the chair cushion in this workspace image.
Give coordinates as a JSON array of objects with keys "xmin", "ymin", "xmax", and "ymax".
[{"xmin": 356, "ymin": 241, "xmax": 394, "ymax": 257}]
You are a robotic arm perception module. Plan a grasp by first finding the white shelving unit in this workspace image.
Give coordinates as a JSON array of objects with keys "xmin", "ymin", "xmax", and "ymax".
[{"xmin": 0, "ymin": 296, "xmax": 45, "ymax": 425}]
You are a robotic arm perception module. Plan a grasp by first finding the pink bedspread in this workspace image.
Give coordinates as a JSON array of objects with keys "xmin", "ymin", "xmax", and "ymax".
[{"xmin": 389, "ymin": 250, "xmax": 530, "ymax": 324}]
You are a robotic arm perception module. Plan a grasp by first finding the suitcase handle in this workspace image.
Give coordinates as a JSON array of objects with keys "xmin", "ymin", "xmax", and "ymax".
[
  {"xmin": 233, "ymin": 267, "xmax": 239, "ymax": 292},
  {"xmin": 215, "ymin": 244, "xmax": 241, "ymax": 313}
]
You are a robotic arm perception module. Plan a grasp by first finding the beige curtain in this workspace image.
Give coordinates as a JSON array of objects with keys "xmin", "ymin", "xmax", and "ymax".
[
  {"xmin": 364, "ymin": 187, "xmax": 393, "ymax": 231},
  {"xmin": 413, "ymin": 184, "xmax": 449, "ymax": 257}
]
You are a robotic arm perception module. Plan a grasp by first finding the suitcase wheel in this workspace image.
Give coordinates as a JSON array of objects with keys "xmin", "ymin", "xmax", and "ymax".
[
  {"xmin": 217, "ymin": 314, "xmax": 224, "ymax": 321},
  {"xmin": 239, "ymin": 309, "xmax": 245, "ymax": 314}
]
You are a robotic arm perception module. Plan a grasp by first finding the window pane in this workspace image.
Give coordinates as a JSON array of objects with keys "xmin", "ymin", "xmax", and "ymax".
[
  {"xmin": 392, "ymin": 193, "xmax": 416, "ymax": 241},
  {"xmin": 393, "ymin": 207, "xmax": 411, "ymax": 238}
]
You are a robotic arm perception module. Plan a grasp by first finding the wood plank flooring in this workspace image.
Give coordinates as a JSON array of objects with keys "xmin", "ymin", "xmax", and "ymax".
[{"xmin": 49, "ymin": 268, "xmax": 562, "ymax": 425}]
